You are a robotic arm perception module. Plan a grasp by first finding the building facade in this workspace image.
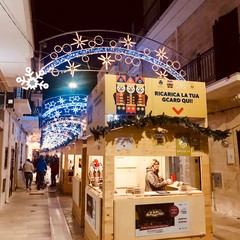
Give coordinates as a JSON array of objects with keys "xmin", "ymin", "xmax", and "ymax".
[
  {"xmin": 0, "ymin": 0, "xmax": 38, "ymax": 208},
  {"xmin": 138, "ymin": 0, "xmax": 240, "ymax": 217}
]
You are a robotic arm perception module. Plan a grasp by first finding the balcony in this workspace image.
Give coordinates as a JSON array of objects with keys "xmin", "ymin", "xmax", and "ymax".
[
  {"xmin": 206, "ymin": 73, "xmax": 240, "ymax": 113},
  {"xmin": 14, "ymin": 88, "xmax": 32, "ymax": 118},
  {"xmin": 183, "ymin": 48, "xmax": 240, "ymax": 113},
  {"xmin": 14, "ymin": 88, "xmax": 41, "ymax": 143}
]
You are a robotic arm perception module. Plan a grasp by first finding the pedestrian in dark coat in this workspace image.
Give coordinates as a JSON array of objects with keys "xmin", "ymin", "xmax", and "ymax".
[
  {"xmin": 50, "ymin": 155, "xmax": 59, "ymax": 187},
  {"xmin": 36, "ymin": 155, "xmax": 47, "ymax": 190}
]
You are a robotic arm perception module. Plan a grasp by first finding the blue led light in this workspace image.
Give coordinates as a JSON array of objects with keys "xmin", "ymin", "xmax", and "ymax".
[
  {"xmin": 41, "ymin": 94, "xmax": 87, "ymax": 150},
  {"xmin": 43, "ymin": 47, "xmax": 184, "ymax": 80}
]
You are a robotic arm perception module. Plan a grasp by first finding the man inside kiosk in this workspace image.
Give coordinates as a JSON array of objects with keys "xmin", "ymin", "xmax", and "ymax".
[{"xmin": 145, "ymin": 159, "xmax": 172, "ymax": 191}]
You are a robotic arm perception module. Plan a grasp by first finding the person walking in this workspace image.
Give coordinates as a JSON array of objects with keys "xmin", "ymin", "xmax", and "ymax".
[
  {"xmin": 50, "ymin": 155, "xmax": 59, "ymax": 187},
  {"xmin": 36, "ymin": 155, "xmax": 47, "ymax": 190},
  {"xmin": 23, "ymin": 159, "xmax": 35, "ymax": 190}
]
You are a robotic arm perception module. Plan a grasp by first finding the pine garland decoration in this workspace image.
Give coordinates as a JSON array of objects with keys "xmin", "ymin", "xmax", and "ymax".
[{"xmin": 90, "ymin": 112, "xmax": 231, "ymax": 141}]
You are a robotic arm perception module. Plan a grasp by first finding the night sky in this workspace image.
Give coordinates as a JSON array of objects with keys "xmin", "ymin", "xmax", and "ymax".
[
  {"xmin": 32, "ymin": 0, "xmax": 138, "ymax": 45},
  {"xmin": 31, "ymin": 0, "xmax": 140, "ymax": 98}
]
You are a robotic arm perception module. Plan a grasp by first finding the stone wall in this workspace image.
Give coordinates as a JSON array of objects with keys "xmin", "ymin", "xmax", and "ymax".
[
  {"xmin": 208, "ymin": 107, "xmax": 240, "ymax": 217},
  {"xmin": 165, "ymin": 0, "xmax": 240, "ymax": 60}
]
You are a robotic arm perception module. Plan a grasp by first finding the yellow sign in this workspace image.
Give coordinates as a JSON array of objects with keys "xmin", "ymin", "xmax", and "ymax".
[
  {"xmin": 105, "ymin": 75, "xmax": 207, "ymax": 118},
  {"xmin": 149, "ymin": 78, "xmax": 207, "ymax": 117}
]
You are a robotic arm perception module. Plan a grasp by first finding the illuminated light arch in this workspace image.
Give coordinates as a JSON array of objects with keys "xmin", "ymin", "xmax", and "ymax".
[
  {"xmin": 41, "ymin": 119, "xmax": 84, "ymax": 150},
  {"xmin": 16, "ymin": 30, "xmax": 188, "ymax": 90},
  {"xmin": 41, "ymin": 94, "xmax": 87, "ymax": 124},
  {"xmin": 41, "ymin": 95, "xmax": 87, "ymax": 150},
  {"xmin": 42, "ymin": 47, "xmax": 184, "ymax": 80}
]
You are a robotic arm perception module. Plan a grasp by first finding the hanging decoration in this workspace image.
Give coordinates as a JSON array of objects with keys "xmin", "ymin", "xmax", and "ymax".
[
  {"xmin": 41, "ymin": 94, "xmax": 87, "ymax": 124},
  {"xmin": 16, "ymin": 31, "xmax": 187, "ymax": 90},
  {"xmin": 16, "ymin": 67, "xmax": 48, "ymax": 90},
  {"xmin": 90, "ymin": 112, "xmax": 231, "ymax": 141},
  {"xmin": 41, "ymin": 94, "xmax": 87, "ymax": 150}
]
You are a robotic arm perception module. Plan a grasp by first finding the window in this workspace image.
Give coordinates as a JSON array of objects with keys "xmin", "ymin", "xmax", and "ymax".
[
  {"xmin": 12, "ymin": 122, "xmax": 14, "ymax": 134},
  {"xmin": 4, "ymin": 147, "xmax": 8, "ymax": 169},
  {"xmin": 237, "ymin": 130, "xmax": 240, "ymax": 166},
  {"xmin": 167, "ymin": 156, "xmax": 201, "ymax": 190}
]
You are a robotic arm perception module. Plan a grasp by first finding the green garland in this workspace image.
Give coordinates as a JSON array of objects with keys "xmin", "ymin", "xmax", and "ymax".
[{"xmin": 90, "ymin": 112, "xmax": 231, "ymax": 141}]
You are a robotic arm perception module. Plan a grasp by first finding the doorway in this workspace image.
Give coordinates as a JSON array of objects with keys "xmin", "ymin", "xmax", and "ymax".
[{"xmin": 9, "ymin": 148, "xmax": 15, "ymax": 197}]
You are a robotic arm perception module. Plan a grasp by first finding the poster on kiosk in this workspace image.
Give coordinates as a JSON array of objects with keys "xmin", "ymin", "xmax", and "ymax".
[
  {"xmin": 135, "ymin": 202, "xmax": 189, "ymax": 237},
  {"xmin": 106, "ymin": 75, "xmax": 207, "ymax": 117}
]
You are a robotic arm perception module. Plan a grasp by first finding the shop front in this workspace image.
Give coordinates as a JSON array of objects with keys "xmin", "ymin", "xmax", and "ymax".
[
  {"xmin": 59, "ymin": 141, "xmax": 83, "ymax": 193},
  {"xmin": 83, "ymin": 124, "xmax": 212, "ymax": 240},
  {"xmin": 71, "ymin": 74, "xmax": 228, "ymax": 239}
]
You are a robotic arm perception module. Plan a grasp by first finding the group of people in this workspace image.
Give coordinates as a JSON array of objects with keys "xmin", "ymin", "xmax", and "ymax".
[
  {"xmin": 23, "ymin": 154, "xmax": 59, "ymax": 190},
  {"xmin": 23, "ymin": 156, "xmax": 169, "ymax": 192}
]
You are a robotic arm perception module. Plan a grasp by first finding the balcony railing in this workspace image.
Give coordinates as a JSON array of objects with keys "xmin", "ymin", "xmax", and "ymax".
[
  {"xmin": 132, "ymin": 0, "xmax": 217, "ymax": 85},
  {"xmin": 183, "ymin": 47, "xmax": 216, "ymax": 85}
]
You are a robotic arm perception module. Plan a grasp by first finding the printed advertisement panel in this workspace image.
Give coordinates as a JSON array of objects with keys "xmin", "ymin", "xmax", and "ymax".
[
  {"xmin": 86, "ymin": 193, "xmax": 96, "ymax": 228},
  {"xmin": 150, "ymin": 78, "xmax": 206, "ymax": 117},
  {"xmin": 105, "ymin": 75, "xmax": 207, "ymax": 118},
  {"xmin": 85, "ymin": 187, "xmax": 102, "ymax": 237},
  {"xmin": 135, "ymin": 202, "xmax": 189, "ymax": 237}
]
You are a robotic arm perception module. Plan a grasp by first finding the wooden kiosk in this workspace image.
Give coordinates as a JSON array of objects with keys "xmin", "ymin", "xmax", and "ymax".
[
  {"xmin": 71, "ymin": 139, "xmax": 87, "ymax": 225},
  {"xmin": 59, "ymin": 141, "xmax": 83, "ymax": 194},
  {"xmin": 80, "ymin": 74, "xmax": 215, "ymax": 240}
]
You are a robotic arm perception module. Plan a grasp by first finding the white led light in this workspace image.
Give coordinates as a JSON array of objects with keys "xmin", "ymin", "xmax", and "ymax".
[
  {"xmin": 16, "ymin": 32, "xmax": 186, "ymax": 90},
  {"xmin": 69, "ymin": 82, "xmax": 77, "ymax": 88}
]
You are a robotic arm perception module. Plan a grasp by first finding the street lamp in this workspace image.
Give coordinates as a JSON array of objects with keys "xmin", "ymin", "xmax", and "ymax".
[{"xmin": 69, "ymin": 82, "xmax": 77, "ymax": 88}]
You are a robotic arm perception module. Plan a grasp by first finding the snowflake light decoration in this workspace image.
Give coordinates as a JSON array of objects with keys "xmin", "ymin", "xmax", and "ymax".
[
  {"xmin": 71, "ymin": 32, "xmax": 88, "ymax": 49},
  {"xmin": 64, "ymin": 61, "xmax": 81, "ymax": 77},
  {"xmin": 16, "ymin": 67, "xmax": 49, "ymax": 90},
  {"xmin": 98, "ymin": 53, "xmax": 115, "ymax": 70},
  {"xmin": 154, "ymin": 47, "xmax": 168, "ymax": 61},
  {"xmin": 119, "ymin": 35, "xmax": 136, "ymax": 49},
  {"xmin": 156, "ymin": 69, "xmax": 168, "ymax": 79}
]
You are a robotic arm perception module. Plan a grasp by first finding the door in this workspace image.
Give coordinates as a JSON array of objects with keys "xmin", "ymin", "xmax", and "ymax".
[{"xmin": 9, "ymin": 149, "xmax": 15, "ymax": 197}]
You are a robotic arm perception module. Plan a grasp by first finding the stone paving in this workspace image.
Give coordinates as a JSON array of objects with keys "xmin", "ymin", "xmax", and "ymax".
[
  {"xmin": 0, "ymin": 188, "xmax": 51, "ymax": 240},
  {"xmin": 0, "ymin": 185, "xmax": 240, "ymax": 240}
]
